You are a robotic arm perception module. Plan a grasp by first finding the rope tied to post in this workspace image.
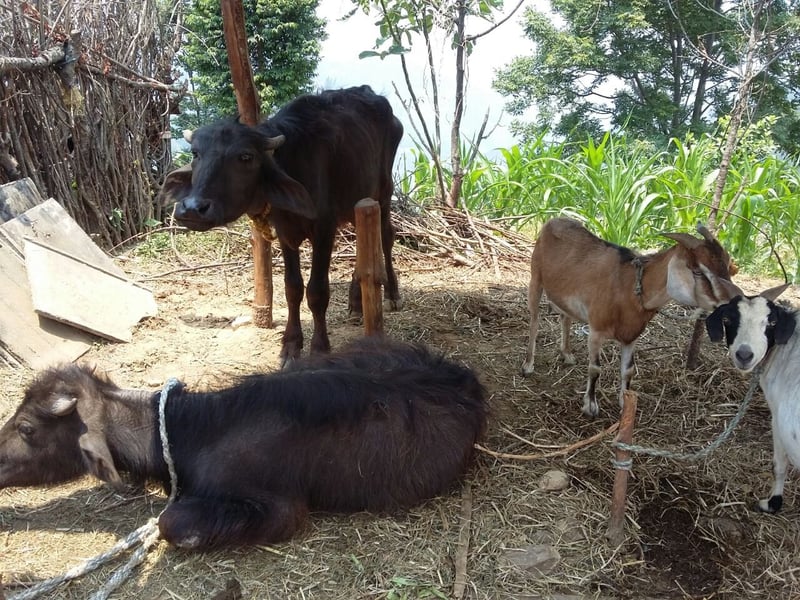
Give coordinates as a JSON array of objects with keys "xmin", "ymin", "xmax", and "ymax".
[
  {"xmin": 611, "ymin": 366, "xmax": 762, "ymax": 461},
  {"xmin": 8, "ymin": 378, "xmax": 182, "ymax": 600}
]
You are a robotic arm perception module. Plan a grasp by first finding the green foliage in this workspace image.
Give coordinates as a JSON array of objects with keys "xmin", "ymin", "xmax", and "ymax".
[
  {"xmin": 174, "ymin": 0, "xmax": 326, "ymax": 134},
  {"xmin": 401, "ymin": 124, "xmax": 800, "ymax": 280},
  {"xmin": 494, "ymin": 0, "xmax": 800, "ymax": 154}
]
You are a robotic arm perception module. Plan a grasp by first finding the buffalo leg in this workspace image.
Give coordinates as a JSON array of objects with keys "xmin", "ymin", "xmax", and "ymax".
[
  {"xmin": 158, "ymin": 494, "xmax": 309, "ymax": 550},
  {"xmin": 281, "ymin": 245, "xmax": 305, "ymax": 367},
  {"xmin": 306, "ymin": 228, "xmax": 335, "ymax": 354},
  {"xmin": 380, "ymin": 205, "xmax": 402, "ymax": 310}
]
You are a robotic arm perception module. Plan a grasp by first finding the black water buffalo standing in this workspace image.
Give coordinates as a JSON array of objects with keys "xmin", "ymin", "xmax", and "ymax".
[
  {"xmin": 160, "ymin": 86, "xmax": 404, "ymax": 366},
  {"xmin": 0, "ymin": 338, "xmax": 488, "ymax": 550}
]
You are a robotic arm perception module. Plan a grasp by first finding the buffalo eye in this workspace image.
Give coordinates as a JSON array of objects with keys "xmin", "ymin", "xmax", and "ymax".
[
  {"xmin": 721, "ymin": 316, "xmax": 730, "ymax": 326},
  {"xmin": 768, "ymin": 319, "xmax": 776, "ymax": 328},
  {"xmin": 17, "ymin": 421, "xmax": 34, "ymax": 440}
]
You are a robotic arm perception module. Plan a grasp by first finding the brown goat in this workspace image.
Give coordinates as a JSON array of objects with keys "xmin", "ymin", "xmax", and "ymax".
[{"xmin": 522, "ymin": 217, "xmax": 741, "ymax": 417}]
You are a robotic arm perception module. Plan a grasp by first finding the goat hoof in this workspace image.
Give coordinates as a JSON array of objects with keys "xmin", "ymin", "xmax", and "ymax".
[
  {"xmin": 520, "ymin": 361, "xmax": 535, "ymax": 376},
  {"xmin": 755, "ymin": 495, "xmax": 782, "ymax": 513},
  {"xmin": 581, "ymin": 401, "xmax": 599, "ymax": 418}
]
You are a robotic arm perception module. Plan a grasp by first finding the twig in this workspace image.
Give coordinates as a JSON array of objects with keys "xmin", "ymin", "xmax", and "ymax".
[
  {"xmin": 452, "ymin": 480, "xmax": 472, "ymax": 600},
  {"xmin": 476, "ymin": 422, "xmax": 620, "ymax": 461}
]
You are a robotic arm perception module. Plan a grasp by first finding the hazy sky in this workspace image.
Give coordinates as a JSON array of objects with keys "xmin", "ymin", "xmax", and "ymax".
[{"xmin": 313, "ymin": 0, "xmax": 536, "ymax": 156}]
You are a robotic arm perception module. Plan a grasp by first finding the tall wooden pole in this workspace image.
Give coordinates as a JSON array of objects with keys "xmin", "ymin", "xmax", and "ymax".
[{"xmin": 220, "ymin": 0, "xmax": 273, "ymax": 328}]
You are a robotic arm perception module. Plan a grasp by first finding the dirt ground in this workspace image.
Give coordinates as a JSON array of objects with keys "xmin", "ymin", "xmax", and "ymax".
[{"xmin": 1, "ymin": 222, "xmax": 799, "ymax": 600}]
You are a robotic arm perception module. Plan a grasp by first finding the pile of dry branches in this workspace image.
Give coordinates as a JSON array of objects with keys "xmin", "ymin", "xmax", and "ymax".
[{"xmin": 0, "ymin": 0, "xmax": 186, "ymax": 247}]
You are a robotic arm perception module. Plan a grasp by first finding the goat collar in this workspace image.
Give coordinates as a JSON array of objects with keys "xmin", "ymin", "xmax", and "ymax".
[
  {"xmin": 632, "ymin": 256, "xmax": 647, "ymax": 304},
  {"xmin": 158, "ymin": 378, "xmax": 182, "ymax": 504}
]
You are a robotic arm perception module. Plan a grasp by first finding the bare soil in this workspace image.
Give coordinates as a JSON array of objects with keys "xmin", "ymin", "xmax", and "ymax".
[{"xmin": 1, "ymin": 223, "xmax": 799, "ymax": 599}]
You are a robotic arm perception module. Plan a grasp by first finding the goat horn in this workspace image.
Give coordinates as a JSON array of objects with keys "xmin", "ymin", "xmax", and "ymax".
[
  {"xmin": 662, "ymin": 232, "xmax": 702, "ymax": 249},
  {"xmin": 182, "ymin": 129, "xmax": 193, "ymax": 144},
  {"xmin": 760, "ymin": 283, "xmax": 791, "ymax": 302},
  {"xmin": 696, "ymin": 222, "xmax": 716, "ymax": 242}
]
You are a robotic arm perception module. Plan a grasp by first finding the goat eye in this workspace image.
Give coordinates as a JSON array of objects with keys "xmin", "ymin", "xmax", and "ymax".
[
  {"xmin": 17, "ymin": 422, "xmax": 34, "ymax": 438},
  {"xmin": 191, "ymin": 150, "xmax": 199, "ymax": 160},
  {"xmin": 721, "ymin": 317, "xmax": 730, "ymax": 326},
  {"xmin": 768, "ymin": 319, "xmax": 776, "ymax": 328},
  {"xmin": 239, "ymin": 152, "xmax": 253, "ymax": 162}
]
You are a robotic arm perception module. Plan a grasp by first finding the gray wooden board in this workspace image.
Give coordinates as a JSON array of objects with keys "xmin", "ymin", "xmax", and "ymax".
[
  {"xmin": 24, "ymin": 238, "xmax": 158, "ymax": 343},
  {"xmin": 0, "ymin": 197, "xmax": 125, "ymax": 277},
  {"xmin": 0, "ymin": 240, "xmax": 94, "ymax": 368},
  {"xmin": 0, "ymin": 178, "xmax": 43, "ymax": 223}
]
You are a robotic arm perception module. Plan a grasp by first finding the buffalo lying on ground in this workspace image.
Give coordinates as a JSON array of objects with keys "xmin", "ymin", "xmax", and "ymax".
[
  {"xmin": 0, "ymin": 337, "xmax": 488, "ymax": 550},
  {"xmin": 160, "ymin": 85, "xmax": 404, "ymax": 366}
]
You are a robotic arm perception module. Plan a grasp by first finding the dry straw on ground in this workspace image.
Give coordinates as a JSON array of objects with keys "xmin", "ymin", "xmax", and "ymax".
[{"xmin": 1, "ymin": 208, "xmax": 799, "ymax": 599}]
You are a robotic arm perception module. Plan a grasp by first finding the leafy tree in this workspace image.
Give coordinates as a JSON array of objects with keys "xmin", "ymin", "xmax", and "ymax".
[
  {"xmin": 350, "ymin": 0, "xmax": 523, "ymax": 208},
  {"xmin": 174, "ymin": 0, "xmax": 326, "ymax": 134},
  {"xmin": 494, "ymin": 0, "xmax": 800, "ymax": 153}
]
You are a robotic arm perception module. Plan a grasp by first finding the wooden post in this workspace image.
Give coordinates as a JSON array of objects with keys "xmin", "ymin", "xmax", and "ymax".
[
  {"xmin": 220, "ymin": 0, "xmax": 273, "ymax": 328},
  {"xmin": 606, "ymin": 389, "xmax": 638, "ymax": 545},
  {"xmin": 354, "ymin": 198, "xmax": 386, "ymax": 336}
]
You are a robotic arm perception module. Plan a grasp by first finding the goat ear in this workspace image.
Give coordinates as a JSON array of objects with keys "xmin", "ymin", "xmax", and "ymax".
[
  {"xmin": 79, "ymin": 431, "xmax": 124, "ymax": 490},
  {"xmin": 774, "ymin": 308, "xmax": 796, "ymax": 345},
  {"xmin": 705, "ymin": 307, "xmax": 726, "ymax": 343},
  {"xmin": 662, "ymin": 232, "xmax": 702, "ymax": 249},
  {"xmin": 760, "ymin": 284, "xmax": 791, "ymax": 302},
  {"xmin": 159, "ymin": 164, "xmax": 193, "ymax": 206}
]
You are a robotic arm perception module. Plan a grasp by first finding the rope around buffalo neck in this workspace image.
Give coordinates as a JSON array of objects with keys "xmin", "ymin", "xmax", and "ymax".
[
  {"xmin": 8, "ymin": 378, "xmax": 181, "ymax": 600},
  {"xmin": 159, "ymin": 377, "xmax": 181, "ymax": 503}
]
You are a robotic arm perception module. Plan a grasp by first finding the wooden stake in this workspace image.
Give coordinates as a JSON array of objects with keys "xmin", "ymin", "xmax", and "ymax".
[
  {"xmin": 354, "ymin": 198, "xmax": 386, "ymax": 336},
  {"xmin": 220, "ymin": 0, "xmax": 273, "ymax": 328},
  {"xmin": 606, "ymin": 389, "xmax": 638, "ymax": 545}
]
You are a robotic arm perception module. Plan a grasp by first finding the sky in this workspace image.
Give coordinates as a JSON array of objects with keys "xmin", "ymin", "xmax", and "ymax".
[{"xmin": 312, "ymin": 0, "xmax": 537, "ymax": 158}]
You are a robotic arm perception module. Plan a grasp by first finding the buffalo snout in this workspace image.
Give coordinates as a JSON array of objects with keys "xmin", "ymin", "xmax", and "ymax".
[{"xmin": 173, "ymin": 195, "xmax": 219, "ymax": 231}]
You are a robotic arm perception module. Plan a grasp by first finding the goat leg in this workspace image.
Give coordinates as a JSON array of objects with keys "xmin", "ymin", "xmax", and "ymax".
[
  {"xmin": 582, "ymin": 331, "xmax": 604, "ymax": 418},
  {"xmin": 618, "ymin": 343, "xmax": 636, "ymax": 409},
  {"xmin": 756, "ymin": 426, "xmax": 789, "ymax": 513}
]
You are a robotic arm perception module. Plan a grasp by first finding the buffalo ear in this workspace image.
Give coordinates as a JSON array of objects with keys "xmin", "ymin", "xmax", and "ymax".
[
  {"xmin": 261, "ymin": 159, "xmax": 317, "ymax": 220},
  {"xmin": 706, "ymin": 307, "xmax": 726, "ymax": 343},
  {"xmin": 159, "ymin": 164, "xmax": 193, "ymax": 206},
  {"xmin": 79, "ymin": 432, "xmax": 124, "ymax": 490}
]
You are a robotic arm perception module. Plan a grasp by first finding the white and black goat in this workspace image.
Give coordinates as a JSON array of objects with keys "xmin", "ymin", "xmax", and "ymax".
[
  {"xmin": 522, "ymin": 217, "xmax": 741, "ymax": 417},
  {"xmin": 706, "ymin": 284, "xmax": 798, "ymax": 513}
]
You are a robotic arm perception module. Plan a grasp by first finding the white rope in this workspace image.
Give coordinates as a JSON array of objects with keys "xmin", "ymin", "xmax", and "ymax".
[
  {"xmin": 8, "ymin": 378, "xmax": 181, "ymax": 600},
  {"xmin": 159, "ymin": 377, "xmax": 181, "ymax": 503}
]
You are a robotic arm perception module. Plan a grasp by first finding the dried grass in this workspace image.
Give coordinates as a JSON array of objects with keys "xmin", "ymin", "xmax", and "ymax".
[{"xmin": 1, "ymin": 210, "xmax": 799, "ymax": 599}]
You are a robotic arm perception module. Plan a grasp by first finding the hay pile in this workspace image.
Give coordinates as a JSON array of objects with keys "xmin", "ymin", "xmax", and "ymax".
[{"xmin": 1, "ymin": 209, "xmax": 799, "ymax": 599}]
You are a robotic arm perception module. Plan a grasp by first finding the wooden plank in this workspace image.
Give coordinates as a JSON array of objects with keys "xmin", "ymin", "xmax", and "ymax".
[
  {"xmin": 24, "ymin": 238, "xmax": 158, "ymax": 343},
  {"xmin": 0, "ymin": 197, "xmax": 125, "ymax": 277},
  {"xmin": 0, "ymin": 241, "xmax": 93, "ymax": 368},
  {"xmin": 0, "ymin": 177, "xmax": 43, "ymax": 223}
]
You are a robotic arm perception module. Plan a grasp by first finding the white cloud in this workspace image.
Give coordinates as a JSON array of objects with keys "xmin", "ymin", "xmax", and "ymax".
[{"xmin": 314, "ymin": 0, "xmax": 536, "ymax": 157}]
